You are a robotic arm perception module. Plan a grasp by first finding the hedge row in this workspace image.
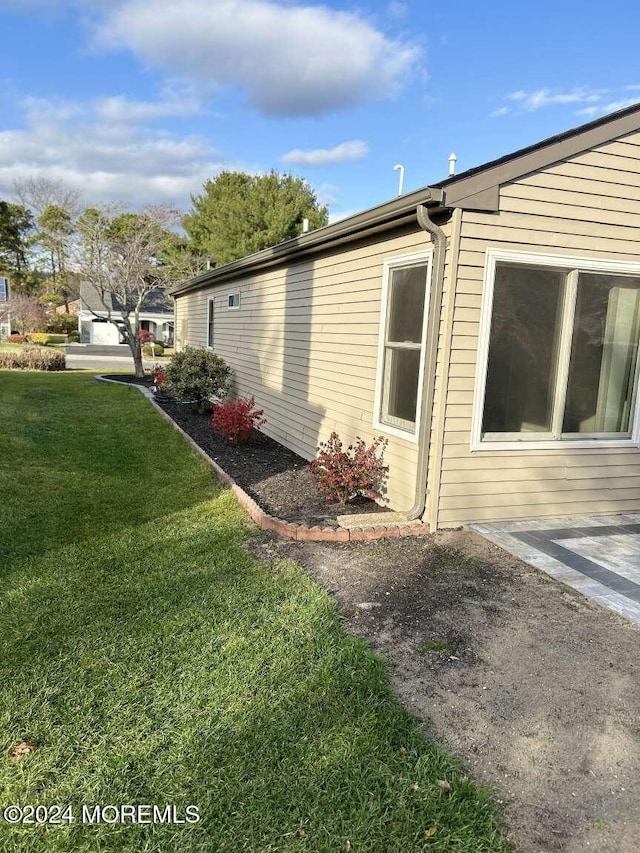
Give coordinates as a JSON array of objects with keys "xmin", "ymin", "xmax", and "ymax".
[
  {"xmin": 0, "ymin": 348, "xmax": 66, "ymax": 371},
  {"xmin": 27, "ymin": 333, "xmax": 69, "ymax": 345},
  {"xmin": 6, "ymin": 333, "xmax": 71, "ymax": 345}
]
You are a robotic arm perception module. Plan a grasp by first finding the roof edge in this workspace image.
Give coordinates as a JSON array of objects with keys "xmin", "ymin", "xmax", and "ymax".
[
  {"xmin": 170, "ymin": 187, "xmax": 444, "ymax": 296},
  {"xmin": 439, "ymin": 99, "xmax": 640, "ymax": 205},
  {"xmin": 171, "ymin": 100, "xmax": 640, "ymax": 298}
]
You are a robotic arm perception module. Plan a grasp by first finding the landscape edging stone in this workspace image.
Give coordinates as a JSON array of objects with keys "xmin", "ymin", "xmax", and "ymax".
[{"xmin": 95, "ymin": 375, "xmax": 430, "ymax": 541}]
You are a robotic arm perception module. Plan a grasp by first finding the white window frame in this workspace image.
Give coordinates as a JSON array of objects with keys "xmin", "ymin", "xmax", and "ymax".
[
  {"xmin": 206, "ymin": 296, "xmax": 215, "ymax": 350},
  {"xmin": 227, "ymin": 292, "xmax": 240, "ymax": 310},
  {"xmin": 373, "ymin": 250, "xmax": 433, "ymax": 443},
  {"xmin": 471, "ymin": 248, "xmax": 640, "ymax": 452}
]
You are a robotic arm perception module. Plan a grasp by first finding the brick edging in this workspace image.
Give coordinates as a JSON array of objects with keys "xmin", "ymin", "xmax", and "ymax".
[{"xmin": 95, "ymin": 375, "xmax": 431, "ymax": 542}]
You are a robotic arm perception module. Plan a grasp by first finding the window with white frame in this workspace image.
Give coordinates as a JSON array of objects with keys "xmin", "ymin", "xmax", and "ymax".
[
  {"xmin": 0, "ymin": 277, "xmax": 8, "ymax": 303},
  {"xmin": 207, "ymin": 297, "xmax": 215, "ymax": 349},
  {"xmin": 474, "ymin": 250, "xmax": 640, "ymax": 448},
  {"xmin": 228, "ymin": 292, "xmax": 240, "ymax": 309},
  {"xmin": 375, "ymin": 253, "xmax": 431, "ymax": 439}
]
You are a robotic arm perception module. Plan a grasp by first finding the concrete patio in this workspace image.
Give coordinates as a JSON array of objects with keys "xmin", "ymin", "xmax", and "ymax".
[{"xmin": 471, "ymin": 513, "xmax": 640, "ymax": 625}]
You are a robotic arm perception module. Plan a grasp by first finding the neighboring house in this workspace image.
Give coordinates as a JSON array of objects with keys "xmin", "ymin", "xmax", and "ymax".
[
  {"xmin": 56, "ymin": 298, "xmax": 80, "ymax": 315},
  {"xmin": 171, "ymin": 103, "xmax": 640, "ymax": 529},
  {"xmin": 0, "ymin": 275, "xmax": 10, "ymax": 339},
  {"xmin": 78, "ymin": 283, "xmax": 174, "ymax": 346}
]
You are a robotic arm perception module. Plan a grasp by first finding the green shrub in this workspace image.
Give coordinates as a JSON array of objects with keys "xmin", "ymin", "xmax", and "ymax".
[
  {"xmin": 163, "ymin": 347, "xmax": 231, "ymax": 408},
  {"xmin": 48, "ymin": 313, "xmax": 79, "ymax": 334},
  {"xmin": 27, "ymin": 332, "xmax": 70, "ymax": 346},
  {"xmin": 67, "ymin": 331, "xmax": 80, "ymax": 343},
  {"xmin": 0, "ymin": 348, "xmax": 65, "ymax": 371},
  {"xmin": 143, "ymin": 342, "xmax": 165, "ymax": 357}
]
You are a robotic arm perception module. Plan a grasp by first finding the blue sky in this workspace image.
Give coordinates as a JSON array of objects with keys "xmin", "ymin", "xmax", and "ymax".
[{"xmin": 1, "ymin": 0, "xmax": 640, "ymax": 221}]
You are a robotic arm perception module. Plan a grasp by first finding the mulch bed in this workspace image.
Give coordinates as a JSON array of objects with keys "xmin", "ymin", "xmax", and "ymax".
[{"xmin": 102, "ymin": 374, "xmax": 390, "ymax": 527}]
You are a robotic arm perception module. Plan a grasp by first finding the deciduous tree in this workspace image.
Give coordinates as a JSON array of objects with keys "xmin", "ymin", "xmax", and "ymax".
[
  {"xmin": 3, "ymin": 293, "xmax": 48, "ymax": 334},
  {"xmin": 14, "ymin": 176, "xmax": 82, "ymax": 219},
  {"xmin": 76, "ymin": 205, "xmax": 179, "ymax": 378}
]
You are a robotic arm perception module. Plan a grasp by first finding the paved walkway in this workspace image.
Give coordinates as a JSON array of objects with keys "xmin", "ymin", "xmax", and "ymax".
[{"xmin": 471, "ymin": 513, "xmax": 640, "ymax": 625}]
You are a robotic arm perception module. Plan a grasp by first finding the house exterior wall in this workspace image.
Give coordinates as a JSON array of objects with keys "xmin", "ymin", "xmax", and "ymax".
[
  {"xmin": 0, "ymin": 275, "xmax": 10, "ymax": 338},
  {"xmin": 77, "ymin": 310, "xmax": 173, "ymax": 344},
  {"xmin": 433, "ymin": 131, "xmax": 640, "ymax": 527},
  {"xmin": 175, "ymin": 224, "xmax": 447, "ymax": 511}
]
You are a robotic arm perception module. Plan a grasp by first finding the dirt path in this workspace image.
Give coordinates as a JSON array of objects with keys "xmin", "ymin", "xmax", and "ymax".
[{"xmin": 253, "ymin": 529, "xmax": 640, "ymax": 853}]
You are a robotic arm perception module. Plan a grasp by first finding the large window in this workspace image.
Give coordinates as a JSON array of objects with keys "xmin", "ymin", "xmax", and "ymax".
[
  {"xmin": 375, "ymin": 253, "xmax": 431, "ymax": 440},
  {"xmin": 475, "ymin": 251, "xmax": 640, "ymax": 448},
  {"xmin": 0, "ymin": 277, "xmax": 8, "ymax": 303}
]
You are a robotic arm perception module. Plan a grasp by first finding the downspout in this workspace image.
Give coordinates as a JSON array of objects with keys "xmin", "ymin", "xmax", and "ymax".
[{"xmin": 405, "ymin": 203, "xmax": 448, "ymax": 522}]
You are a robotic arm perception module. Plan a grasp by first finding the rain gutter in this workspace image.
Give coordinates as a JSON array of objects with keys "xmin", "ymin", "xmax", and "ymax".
[{"xmin": 405, "ymin": 203, "xmax": 449, "ymax": 522}]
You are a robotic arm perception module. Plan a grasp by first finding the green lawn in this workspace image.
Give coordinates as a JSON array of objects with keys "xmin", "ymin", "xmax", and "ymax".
[
  {"xmin": 0, "ymin": 343, "xmax": 47, "ymax": 352},
  {"xmin": 0, "ymin": 372, "xmax": 508, "ymax": 852}
]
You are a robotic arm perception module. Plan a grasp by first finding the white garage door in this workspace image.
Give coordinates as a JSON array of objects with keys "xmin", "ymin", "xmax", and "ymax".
[{"xmin": 91, "ymin": 321, "xmax": 120, "ymax": 345}]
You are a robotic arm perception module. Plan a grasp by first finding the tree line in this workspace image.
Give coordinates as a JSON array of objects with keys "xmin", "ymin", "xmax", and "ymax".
[{"xmin": 0, "ymin": 171, "xmax": 328, "ymax": 376}]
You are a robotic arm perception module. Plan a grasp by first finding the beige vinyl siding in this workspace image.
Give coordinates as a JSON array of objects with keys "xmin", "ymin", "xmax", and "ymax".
[
  {"xmin": 175, "ymin": 226, "xmax": 441, "ymax": 510},
  {"xmin": 436, "ymin": 130, "xmax": 640, "ymax": 527}
]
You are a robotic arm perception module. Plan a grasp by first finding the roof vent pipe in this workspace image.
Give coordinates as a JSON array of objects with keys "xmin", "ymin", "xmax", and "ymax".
[
  {"xmin": 393, "ymin": 164, "xmax": 405, "ymax": 196},
  {"xmin": 448, "ymin": 153, "xmax": 457, "ymax": 176},
  {"xmin": 302, "ymin": 218, "xmax": 309, "ymax": 233}
]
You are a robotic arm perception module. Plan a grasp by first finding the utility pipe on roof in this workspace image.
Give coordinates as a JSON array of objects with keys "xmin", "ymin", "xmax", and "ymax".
[{"xmin": 405, "ymin": 203, "xmax": 448, "ymax": 523}]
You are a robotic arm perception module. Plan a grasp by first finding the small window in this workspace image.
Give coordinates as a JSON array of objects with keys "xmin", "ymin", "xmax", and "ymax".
[
  {"xmin": 0, "ymin": 277, "xmax": 7, "ymax": 303},
  {"xmin": 228, "ymin": 293, "xmax": 240, "ymax": 309},
  {"xmin": 207, "ymin": 298, "xmax": 215, "ymax": 349},
  {"xmin": 375, "ymin": 254, "xmax": 431, "ymax": 439}
]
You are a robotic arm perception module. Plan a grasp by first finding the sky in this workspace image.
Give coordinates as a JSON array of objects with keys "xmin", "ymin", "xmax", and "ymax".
[{"xmin": 1, "ymin": 0, "xmax": 640, "ymax": 223}]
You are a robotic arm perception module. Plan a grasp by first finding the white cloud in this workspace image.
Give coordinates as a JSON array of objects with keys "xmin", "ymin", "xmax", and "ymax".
[
  {"xmin": 576, "ymin": 98, "xmax": 640, "ymax": 118},
  {"xmin": 0, "ymin": 96, "xmax": 234, "ymax": 207},
  {"xmin": 96, "ymin": 0, "xmax": 421, "ymax": 117},
  {"xmin": 493, "ymin": 86, "xmax": 640, "ymax": 120},
  {"xmin": 386, "ymin": 1, "xmax": 407, "ymax": 18},
  {"xmin": 506, "ymin": 88, "xmax": 606, "ymax": 112},
  {"xmin": 281, "ymin": 140, "xmax": 368, "ymax": 167},
  {"xmin": 94, "ymin": 94, "xmax": 202, "ymax": 124}
]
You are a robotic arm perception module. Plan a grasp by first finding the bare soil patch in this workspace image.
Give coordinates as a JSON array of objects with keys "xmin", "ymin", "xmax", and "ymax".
[{"xmin": 252, "ymin": 529, "xmax": 640, "ymax": 853}]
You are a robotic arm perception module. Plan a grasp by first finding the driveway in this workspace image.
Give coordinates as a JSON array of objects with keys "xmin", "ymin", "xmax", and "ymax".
[
  {"xmin": 255, "ymin": 529, "xmax": 640, "ymax": 853},
  {"xmin": 66, "ymin": 353, "xmax": 160, "ymax": 371}
]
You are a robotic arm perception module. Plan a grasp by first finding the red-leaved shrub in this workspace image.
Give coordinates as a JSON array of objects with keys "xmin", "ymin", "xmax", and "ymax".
[
  {"xmin": 151, "ymin": 365, "xmax": 166, "ymax": 389},
  {"xmin": 211, "ymin": 396, "xmax": 266, "ymax": 445},
  {"xmin": 138, "ymin": 329, "xmax": 155, "ymax": 343},
  {"xmin": 6, "ymin": 334, "xmax": 27, "ymax": 343},
  {"xmin": 308, "ymin": 432, "xmax": 387, "ymax": 504}
]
